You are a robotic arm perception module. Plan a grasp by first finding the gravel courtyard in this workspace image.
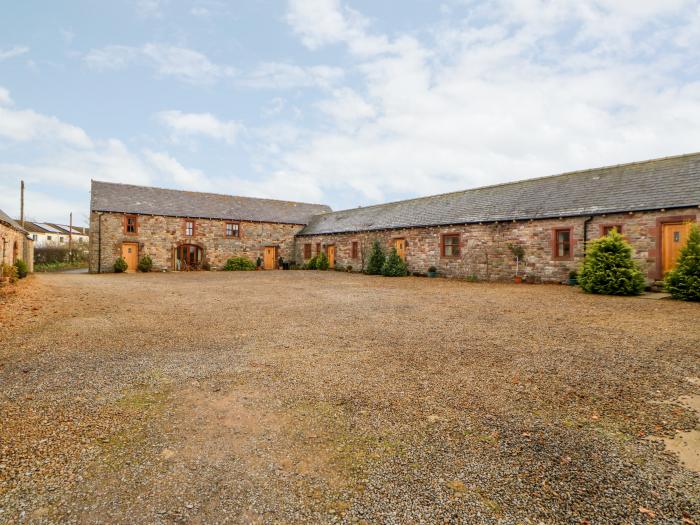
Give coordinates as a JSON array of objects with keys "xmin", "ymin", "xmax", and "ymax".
[{"xmin": 1, "ymin": 271, "xmax": 699, "ymax": 524}]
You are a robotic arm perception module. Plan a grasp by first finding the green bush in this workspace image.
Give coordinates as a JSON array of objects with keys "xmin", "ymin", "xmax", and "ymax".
[
  {"xmin": 578, "ymin": 230, "xmax": 645, "ymax": 296},
  {"xmin": 2, "ymin": 263, "xmax": 18, "ymax": 283},
  {"xmin": 137, "ymin": 255, "xmax": 153, "ymax": 272},
  {"xmin": 223, "ymin": 256, "xmax": 256, "ymax": 271},
  {"xmin": 381, "ymin": 247, "xmax": 408, "ymax": 277},
  {"xmin": 14, "ymin": 259, "xmax": 28, "ymax": 278},
  {"xmin": 317, "ymin": 252, "xmax": 329, "ymax": 271},
  {"xmin": 366, "ymin": 240, "xmax": 385, "ymax": 275},
  {"xmin": 114, "ymin": 257, "xmax": 128, "ymax": 273},
  {"xmin": 304, "ymin": 255, "xmax": 318, "ymax": 270},
  {"xmin": 665, "ymin": 225, "xmax": 700, "ymax": 301}
]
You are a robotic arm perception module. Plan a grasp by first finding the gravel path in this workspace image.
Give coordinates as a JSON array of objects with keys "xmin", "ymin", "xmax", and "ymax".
[{"xmin": 1, "ymin": 271, "xmax": 699, "ymax": 524}]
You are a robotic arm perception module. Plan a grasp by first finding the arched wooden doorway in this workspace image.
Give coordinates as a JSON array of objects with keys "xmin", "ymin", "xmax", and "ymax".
[{"xmin": 176, "ymin": 244, "xmax": 203, "ymax": 271}]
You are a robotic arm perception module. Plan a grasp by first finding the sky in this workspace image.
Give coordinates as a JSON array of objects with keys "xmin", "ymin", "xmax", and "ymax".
[{"xmin": 1, "ymin": 0, "xmax": 699, "ymax": 226}]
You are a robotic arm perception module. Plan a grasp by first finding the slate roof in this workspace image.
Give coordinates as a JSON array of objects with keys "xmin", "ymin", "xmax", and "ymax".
[
  {"xmin": 0, "ymin": 208, "xmax": 27, "ymax": 234},
  {"xmin": 91, "ymin": 181, "xmax": 332, "ymax": 225},
  {"xmin": 21, "ymin": 221, "xmax": 51, "ymax": 234},
  {"xmin": 299, "ymin": 152, "xmax": 700, "ymax": 236}
]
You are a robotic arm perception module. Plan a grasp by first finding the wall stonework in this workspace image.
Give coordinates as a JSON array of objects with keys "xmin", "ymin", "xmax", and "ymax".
[
  {"xmin": 89, "ymin": 212, "xmax": 304, "ymax": 273},
  {"xmin": 1, "ymin": 223, "xmax": 31, "ymax": 270},
  {"xmin": 295, "ymin": 208, "xmax": 699, "ymax": 282}
]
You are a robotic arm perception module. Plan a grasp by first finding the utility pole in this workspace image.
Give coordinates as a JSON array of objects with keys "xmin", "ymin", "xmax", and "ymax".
[
  {"xmin": 20, "ymin": 180, "xmax": 25, "ymax": 228},
  {"xmin": 69, "ymin": 212, "xmax": 73, "ymax": 263}
]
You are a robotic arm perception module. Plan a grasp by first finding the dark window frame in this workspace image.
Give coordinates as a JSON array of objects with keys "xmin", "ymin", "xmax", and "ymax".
[
  {"xmin": 184, "ymin": 220, "xmax": 195, "ymax": 237},
  {"xmin": 124, "ymin": 214, "xmax": 138, "ymax": 234},
  {"xmin": 552, "ymin": 227, "xmax": 574, "ymax": 260},
  {"xmin": 600, "ymin": 224, "xmax": 623, "ymax": 237},
  {"xmin": 304, "ymin": 243, "xmax": 312, "ymax": 259},
  {"xmin": 440, "ymin": 233, "xmax": 461, "ymax": 258},
  {"xmin": 316, "ymin": 242, "xmax": 321, "ymax": 255},
  {"xmin": 351, "ymin": 241, "xmax": 359, "ymax": 259},
  {"xmin": 225, "ymin": 222, "xmax": 240, "ymax": 238}
]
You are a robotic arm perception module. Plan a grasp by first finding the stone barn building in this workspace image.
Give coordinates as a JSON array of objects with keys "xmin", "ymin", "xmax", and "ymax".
[
  {"xmin": 90, "ymin": 152, "xmax": 700, "ymax": 282},
  {"xmin": 89, "ymin": 181, "xmax": 330, "ymax": 273},
  {"xmin": 0, "ymin": 208, "xmax": 34, "ymax": 274}
]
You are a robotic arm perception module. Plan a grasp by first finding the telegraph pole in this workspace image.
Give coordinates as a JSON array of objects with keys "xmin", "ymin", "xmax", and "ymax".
[
  {"xmin": 69, "ymin": 212, "xmax": 73, "ymax": 263},
  {"xmin": 20, "ymin": 180, "xmax": 25, "ymax": 228}
]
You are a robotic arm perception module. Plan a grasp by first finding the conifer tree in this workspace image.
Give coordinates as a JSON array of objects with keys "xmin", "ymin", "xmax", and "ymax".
[
  {"xmin": 578, "ymin": 230, "xmax": 645, "ymax": 295},
  {"xmin": 366, "ymin": 240, "xmax": 385, "ymax": 275},
  {"xmin": 665, "ymin": 225, "xmax": 700, "ymax": 301},
  {"xmin": 381, "ymin": 247, "xmax": 408, "ymax": 277}
]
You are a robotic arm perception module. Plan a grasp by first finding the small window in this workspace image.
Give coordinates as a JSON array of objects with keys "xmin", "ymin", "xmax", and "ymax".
[
  {"xmin": 601, "ymin": 224, "xmax": 622, "ymax": 237},
  {"xmin": 32, "ymin": 234, "xmax": 37, "ymax": 241},
  {"xmin": 225, "ymin": 222, "xmax": 239, "ymax": 238},
  {"xmin": 59, "ymin": 236, "xmax": 64, "ymax": 243},
  {"xmin": 351, "ymin": 241, "xmax": 359, "ymax": 259},
  {"xmin": 304, "ymin": 243, "xmax": 312, "ymax": 259},
  {"xmin": 185, "ymin": 221, "xmax": 194, "ymax": 236},
  {"xmin": 316, "ymin": 242, "xmax": 321, "ymax": 255},
  {"xmin": 125, "ymin": 215, "xmax": 138, "ymax": 234},
  {"xmin": 47, "ymin": 235, "xmax": 52, "ymax": 241},
  {"xmin": 441, "ymin": 234, "xmax": 460, "ymax": 257},
  {"xmin": 554, "ymin": 228, "xmax": 572, "ymax": 259}
]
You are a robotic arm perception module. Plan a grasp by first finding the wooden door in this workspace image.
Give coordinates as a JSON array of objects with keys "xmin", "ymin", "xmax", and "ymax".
[
  {"xmin": 264, "ymin": 246, "xmax": 276, "ymax": 269},
  {"xmin": 394, "ymin": 238, "xmax": 406, "ymax": 260},
  {"xmin": 327, "ymin": 245, "xmax": 335, "ymax": 268},
  {"xmin": 121, "ymin": 242, "xmax": 138, "ymax": 273},
  {"xmin": 662, "ymin": 222, "xmax": 692, "ymax": 274}
]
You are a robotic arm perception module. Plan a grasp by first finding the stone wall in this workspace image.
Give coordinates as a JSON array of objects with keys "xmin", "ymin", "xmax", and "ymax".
[
  {"xmin": 295, "ymin": 208, "xmax": 699, "ymax": 283},
  {"xmin": 89, "ymin": 212, "xmax": 304, "ymax": 273},
  {"xmin": 1, "ymin": 223, "xmax": 30, "ymax": 271}
]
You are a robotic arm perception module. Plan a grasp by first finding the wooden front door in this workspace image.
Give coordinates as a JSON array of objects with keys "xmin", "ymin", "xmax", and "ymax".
[
  {"xmin": 394, "ymin": 238, "xmax": 406, "ymax": 260},
  {"xmin": 662, "ymin": 222, "xmax": 693, "ymax": 274},
  {"xmin": 263, "ymin": 246, "xmax": 276, "ymax": 270},
  {"xmin": 326, "ymin": 245, "xmax": 335, "ymax": 268},
  {"xmin": 121, "ymin": 242, "xmax": 138, "ymax": 273}
]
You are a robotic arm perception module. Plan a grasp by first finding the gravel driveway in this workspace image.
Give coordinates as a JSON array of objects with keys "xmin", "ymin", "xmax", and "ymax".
[{"xmin": 1, "ymin": 271, "xmax": 699, "ymax": 524}]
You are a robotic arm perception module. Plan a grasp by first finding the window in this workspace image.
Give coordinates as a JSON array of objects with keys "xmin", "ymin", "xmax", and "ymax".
[
  {"xmin": 304, "ymin": 243, "xmax": 312, "ymax": 259},
  {"xmin": 185, "ymin": 221, "xmax": 194, "ymax": 236},
  {"xmin": 553, "ymin": 228, "xmax": 572, "ymax": 259},
  {"xmin": 351, "ymin": 241, "xmax": 359, "ymax": 259},
  {"xmin": 441, "ymin": 234, "xmax": 460, "ymax": 257},
  {"xmin": 59, "ymin": 236, "xmax": 64, "ymax": 243},
  {"xmin": 47, "ymin": 235, "xmax": 52, "ymax": 241},
  {"xmin": 225, "ymin": 222, "xmax": 240, "ymax": 238},
  {"xmin": 601, "ymin": 224, "xmax": 623, "ymax": 237},
  {"xmin": 32, "ymin": 234, "xmax": 37, "ymax": 241},
  {"xmin": 125, "ymin": 214, "xmax": 138, "ymax": 234},
  {"xmin": 316, "ymin": 242, "xmax": 321, "ymax": 255}
]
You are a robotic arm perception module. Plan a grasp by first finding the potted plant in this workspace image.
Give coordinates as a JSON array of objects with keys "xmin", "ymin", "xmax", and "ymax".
[
  {"xmin": 508, "ymin": 243, "xmax": 525, "ymax": 283},
  {"xmin": 427, "ymin": 266, "xmax": 437, "ymax": 278},
  {"xmin": 256, "ymin": 256, "xmax": 263, "ymax": 270},
  {"xmin": 567, "ymin": 270, "xmax": 578, "ymax": 286}
]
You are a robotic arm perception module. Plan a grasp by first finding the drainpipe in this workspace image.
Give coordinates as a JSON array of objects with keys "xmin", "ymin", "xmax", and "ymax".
[
  {"xmin": 582, "ymin": 216, "xmax": 593, "ymax": 256},
  {"xmin": 97, "ymin": 213, "xmax": 102, "ymax": 273}
]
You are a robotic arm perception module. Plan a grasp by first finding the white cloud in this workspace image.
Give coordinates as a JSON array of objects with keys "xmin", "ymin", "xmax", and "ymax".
[
  {"xmin": 241, "ymin": 62, "xmax": 344, "ymax": 89},
  {"xmin": 0, "ymin": 46, "xmax": 30, "ymax": 61},
  {"xmin": 0, "ymin": 106, "xmax": 93, "ymax": 148},
  {"xmin": 155, "ymin": 110, "xmax": 241, "ymax": 144},
  {"xmin": 275, "ymin": 0, "xmax": 700, "ymax": 206},
  {"xmin": 135, "ymin": 0, "xmax": 166, "ymax": 18},
  {"xmin": 84, "ymin": 43, "xmax": 235, "ymax": 84},
  {"xmin": 144, "ymin": 150, "xmax": 211, "ymax": 189},
  {"xmin": 0, "ymin": 87, "xmax": 12, "ymax": 106}
]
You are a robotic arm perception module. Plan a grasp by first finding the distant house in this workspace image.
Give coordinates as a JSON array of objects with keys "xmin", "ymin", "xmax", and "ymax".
[
  {"xmin": 23, "ymin": 221, "xmax": 89, "ymax": 247},
  {"xmin": 0, "ymin": 209, "xmax": 33, "ymax": 273},
  {"xmin": 89, "ymin": 152, "xmax": 700, "ymax": 281}
]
